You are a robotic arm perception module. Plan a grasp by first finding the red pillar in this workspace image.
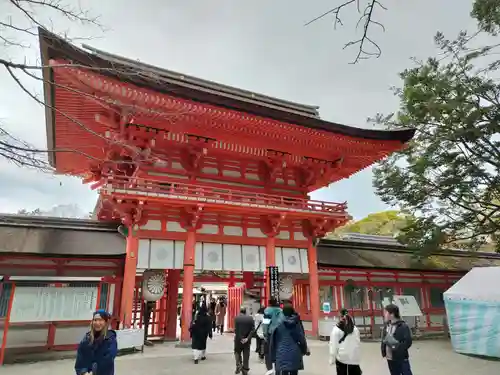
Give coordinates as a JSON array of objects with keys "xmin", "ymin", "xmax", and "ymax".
[
  {"xmin": 119, "ymin": 230, "xmax": 138, "ymax": 328},
  {"xmin": 181, "ymin": 230, "xmax": 196, "ymax": 342},
  {"xmin": 307, "ymin": 239, "xmax": 320, "ymax": 337},
  {"xmin": 165, "ymin": 269, "xmax": 180, "ymax": 340},
  {"xmin": 265, "ymin": 236, "xmax": 276, "ymax": 304}
]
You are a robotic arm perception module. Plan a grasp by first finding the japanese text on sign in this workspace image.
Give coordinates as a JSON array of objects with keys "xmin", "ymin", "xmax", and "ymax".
[{"xmin": 268, "ymin": 266, "xmax": 280, "ymax": 301}]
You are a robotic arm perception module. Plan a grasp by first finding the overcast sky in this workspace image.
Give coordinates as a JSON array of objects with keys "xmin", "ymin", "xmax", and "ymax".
[{"xmin": 0, "ymin": 0, "xmax": 478, "ymax": 218}]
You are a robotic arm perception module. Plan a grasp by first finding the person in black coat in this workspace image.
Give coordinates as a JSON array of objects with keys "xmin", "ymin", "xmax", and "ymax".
[
  {"xmin": 269, "ymin": 304, "xmax": 309, "ymax": 375},
  {"xmin": 190, "ymin": 304, "xmax": 212, "ymax": 364},
  {"xmin": 209, "ymin": 298, "xmax": 217, "ymax": 332},
  {"xmin": 233, "ymin": 307, "xmax": 255, "ymax": 375},
  {"xmin": 381, "ymin": 304, "xmax": 413, "ymax": 375}
]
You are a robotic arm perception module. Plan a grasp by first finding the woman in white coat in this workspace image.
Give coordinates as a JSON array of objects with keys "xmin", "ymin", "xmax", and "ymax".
[{"xmin": 329, "ymin": 309, "xmax": 362, "ymax": 375}]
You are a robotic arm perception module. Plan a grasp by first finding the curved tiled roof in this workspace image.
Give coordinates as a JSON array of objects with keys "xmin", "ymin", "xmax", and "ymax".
[
  {"xmin": 318, "ymin": 239, "xmax": 500, "ymax": 271},
  {"xmin": 38, "ymin": 28, "xmax": 415, "ymax": 167}
]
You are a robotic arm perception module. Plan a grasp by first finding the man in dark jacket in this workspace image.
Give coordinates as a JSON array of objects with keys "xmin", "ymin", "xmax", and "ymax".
[
  {"xmin": 234, "ymin": 307, "xmax": 255, "ymax": 375},
  {"xmin": 381, "ymin": 304, "xmax": 413, "ymax": 375}
]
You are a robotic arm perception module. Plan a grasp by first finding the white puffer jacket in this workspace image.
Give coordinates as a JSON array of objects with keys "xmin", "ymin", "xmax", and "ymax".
[{"xmin": 329, "ymin": 325, "xmax": 361, "ymax": 365}]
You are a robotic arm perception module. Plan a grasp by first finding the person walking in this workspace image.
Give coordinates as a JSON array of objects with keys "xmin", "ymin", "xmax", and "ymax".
[
  {"xmin": 75, "ymin": 309, "xmax": 117, "ymax": 375},
  {"xmin": 190, "ymin": 304, "xmax": 213, "ymax": 364},
  {"xmin": 269, "ymin": 303, "xmax": 309, "ymax": 375},
  {"xmin": 215, "ymin": 298, "xmax": 227, "ymax": 334},
  {"xmin": 381, "ymin": 304, "xmax": 413, "ymax": 375},
  {"xmin": 329, "ymin": 308, "xmax": 362, "ymax": 375},
  {"xmin": 209, "ymin": 297, "xmax": 217, "ymax": 332},
  {"xmin": 254, "ymin": 306, "xmax": 265, "ymax": 361},
  {"xmin": 263, "ymin": 296, "xmax": 284, "ymax": 374},
  {"xmin": 233, "ymin": 306, "xmax": 255, "ymax": 375}
]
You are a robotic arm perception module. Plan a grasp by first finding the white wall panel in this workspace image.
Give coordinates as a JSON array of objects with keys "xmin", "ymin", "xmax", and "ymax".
[
  {"xmin": 150, "ymin": 240, "xmax": 175, "ymax": 269},
  {"xmin": 138, "ymin": 239, "xmax": 309, "ymax": 274},
  {"xmin": 223, "ymin": 244, "xmax": 243, "ymax": 271},
  {"xmin": 195, "ymin": 242, "xmax": 203, "ymax": 269},
  {"xmin": 137, "ymin": 239, "xmax": 151, "ymax": 269},
  {"xmin": 282, "ymin": 247, "xmax": 302, "ymax": 273},
  {"xmin": 174, "ymin": 241, "xmax": 185, "ymax": 269},
  {"xmin": 242, "ymin": 245, "xmax": 260, "ymax": 272},
  {"xmin": 137, "ymin": 239, "xmax": 185, "ymax": 270},
  {"xmin": 275, "ymin": 247, "xmax": 284, "ymax": 271},
  {"xmin": 140, "ymin": 220, "xmax": 161, "ymax": 230},
  {"xmin": 259, "ymin": 246, "xmax": 266, "ymax": 270},
  {"xmin": 203, "ymin": 243, "xmax": 223, "ymax": 270},
  {"xmin": 299, "ymin": 248, "xmax": 309, "ymax": 273}
]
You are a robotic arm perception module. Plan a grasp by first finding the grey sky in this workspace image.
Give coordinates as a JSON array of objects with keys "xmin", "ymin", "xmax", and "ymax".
[{"xmin": 0, "ymin": 0, "xmax": 478, "ymax": 218}]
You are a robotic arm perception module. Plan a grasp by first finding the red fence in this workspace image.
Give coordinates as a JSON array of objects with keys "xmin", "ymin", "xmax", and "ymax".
[{"xmin": 226, "ymin": 285, "xmax": 244, "ymax": 332}]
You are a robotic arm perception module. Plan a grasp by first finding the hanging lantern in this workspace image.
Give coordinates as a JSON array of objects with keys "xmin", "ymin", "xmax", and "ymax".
[{"xmin": 142, "ymin": 270, "xmax": 166, "ymax": 301}]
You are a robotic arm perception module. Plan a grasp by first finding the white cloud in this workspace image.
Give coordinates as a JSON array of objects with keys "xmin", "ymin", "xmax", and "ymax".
[{"xmin": 0, "ymin": 0, "xmax": 476, "ymax": 217}]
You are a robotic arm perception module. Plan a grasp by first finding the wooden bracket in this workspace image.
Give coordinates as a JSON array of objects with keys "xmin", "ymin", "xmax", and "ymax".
[
  {"xmin": 180, "ymin": 205, "xmax": 204, "ymax": 231},
  {"xmin": 260, "ymin": 214, "xmax": 286, "ymax": 237},
  {"xmin": 301, "ymin": 217, "xmax": 348, "ymax": 240}
]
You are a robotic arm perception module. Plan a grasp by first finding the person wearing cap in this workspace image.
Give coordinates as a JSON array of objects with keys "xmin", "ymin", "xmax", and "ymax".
[
  {"xmin": 75, "ymin": 309, "xmax": 117, "ymax": 375},
  {"xmin": 329, "ymin": 309, "xmax": 362, "ymax": 375}
]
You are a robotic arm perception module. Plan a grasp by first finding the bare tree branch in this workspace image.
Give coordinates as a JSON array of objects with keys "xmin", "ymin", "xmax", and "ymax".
[
  {"xmin": 0, "ymin": 128, "xmax": 53, "ymax": 171},
  {"xmin": 305, "ymin": 0, "xmax": 387, "ymax": 63},
  {"xmin": 0, "ymin": 0, "xmax": 108, "ymax": 171}
]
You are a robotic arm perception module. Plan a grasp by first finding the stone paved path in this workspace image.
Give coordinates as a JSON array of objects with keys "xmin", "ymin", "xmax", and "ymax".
[{"xmin": 2, "ymin": 334, "xmax": 497, "ymax": 375}]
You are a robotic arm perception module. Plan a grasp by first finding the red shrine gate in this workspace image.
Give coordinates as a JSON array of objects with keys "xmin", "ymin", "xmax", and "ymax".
[{"xmin": 38, "ymin": 28, "xmax": 414, "ymax": 340}]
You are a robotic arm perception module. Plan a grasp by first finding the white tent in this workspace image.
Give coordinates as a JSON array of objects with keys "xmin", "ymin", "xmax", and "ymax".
[{"xmin": 444, "ymin": 266, "xmax": 500, "ymax": 358}]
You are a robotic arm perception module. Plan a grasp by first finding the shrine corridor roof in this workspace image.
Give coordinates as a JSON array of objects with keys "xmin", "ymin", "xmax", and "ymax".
[
  {"xmin": 1, "ymin": 215, "xmax": 498, "ymax": 272},
  {"xmin": 39, "ymin": 28, "xmax": 415, "ymax": 166}
]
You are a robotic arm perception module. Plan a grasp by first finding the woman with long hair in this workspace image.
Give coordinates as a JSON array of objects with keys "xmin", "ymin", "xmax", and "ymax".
[
  {"xmin": 215, "ymin": 298, "xmax": 226, "ymax": 334},
  {"xmin": 329, "ymin": 309, "xmax": 362, "ymax": 375},
  {"xmin": 190, "ymin": 304, "xmax": 213, "ymax": 364},
  {"xmin": 75, "ymin": 309, "xmax": 117, "ymax": 375}
]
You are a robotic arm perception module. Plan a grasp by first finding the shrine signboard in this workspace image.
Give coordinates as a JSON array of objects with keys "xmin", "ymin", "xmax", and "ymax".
[
  {"xmin": 386, "ymin": 295, "xmax": 423, "ymax": 317},
  {"xmin": 268, "ymin": 266, "xmax": 280, "ymax": 301}
]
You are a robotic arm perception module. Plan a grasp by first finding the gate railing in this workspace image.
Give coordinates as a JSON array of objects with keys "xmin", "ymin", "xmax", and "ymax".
[{"xmin": 101, "ymin": 176, "xmax": 348, "ymax": 217}]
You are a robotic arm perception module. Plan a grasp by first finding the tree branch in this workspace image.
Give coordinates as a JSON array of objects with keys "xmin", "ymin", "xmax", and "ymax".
[{"xmin": 305, "ymin": 0, "xmax": 387, "ymax": 63}]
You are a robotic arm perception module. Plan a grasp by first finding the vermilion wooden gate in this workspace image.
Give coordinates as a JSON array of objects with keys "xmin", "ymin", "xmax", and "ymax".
[{"xmin": 227, "ymin": 285, "xmax": 245, "ymax": 332}]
